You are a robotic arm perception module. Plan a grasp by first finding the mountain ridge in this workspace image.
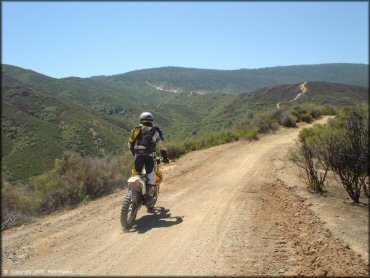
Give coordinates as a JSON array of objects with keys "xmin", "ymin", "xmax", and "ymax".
[
  {"xmin": 92, "ymin": 63, "xmax": 368, "ymax": 94},
  {"xmin": 4, "ymin": 63, "xmax": 368, "ymax": 93}
]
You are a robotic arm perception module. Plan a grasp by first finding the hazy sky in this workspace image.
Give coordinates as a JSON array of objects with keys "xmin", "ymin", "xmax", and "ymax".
[{"xmin": 3, "ymin": 1, "xmax": 369, "ymax": 78}]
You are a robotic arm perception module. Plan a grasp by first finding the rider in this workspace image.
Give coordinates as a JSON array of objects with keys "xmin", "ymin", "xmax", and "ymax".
[{"xmin": 128, "ymin": 112, "xmax": 169, "ymax": 196}]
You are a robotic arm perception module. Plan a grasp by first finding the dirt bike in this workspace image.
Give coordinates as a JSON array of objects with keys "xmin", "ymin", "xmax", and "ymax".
[{"xmin": 120, "ymin": 153, "xmax": 163, "ymax": 231}]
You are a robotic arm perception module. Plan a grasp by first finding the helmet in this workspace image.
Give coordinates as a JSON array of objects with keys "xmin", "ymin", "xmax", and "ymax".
[{"xmin": 140, "ymin": 112, "xmax": 154, "ymax": 123}]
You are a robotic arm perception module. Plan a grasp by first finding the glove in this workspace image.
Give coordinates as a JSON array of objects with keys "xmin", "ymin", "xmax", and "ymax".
[{"xmin": 161, "ymin": 150, "xmax": 169, "ymax": 164}]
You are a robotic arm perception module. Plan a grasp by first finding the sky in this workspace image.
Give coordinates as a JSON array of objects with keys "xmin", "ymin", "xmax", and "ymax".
[{"xmin": 2, "ymin": 1, "xmax": 369, "ymax": 78}]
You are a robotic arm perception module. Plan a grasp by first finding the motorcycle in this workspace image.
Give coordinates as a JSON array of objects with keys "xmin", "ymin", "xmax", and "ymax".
[{"xmin": 120, "ymin": 153, "xmax": 163, "ymax": 231}]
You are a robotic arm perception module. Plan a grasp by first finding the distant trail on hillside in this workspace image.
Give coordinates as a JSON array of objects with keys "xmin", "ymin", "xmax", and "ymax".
[
  {"xmin": 277, "ymin": 81, "xmax": 308, "ymax": 109},
  {"xmin": 290, "ymin": 81, "xmax": 308, "ymax": 102},
  {"xmin": 145, "ymin": 81, "xmax": 179, "ymax": 93}
]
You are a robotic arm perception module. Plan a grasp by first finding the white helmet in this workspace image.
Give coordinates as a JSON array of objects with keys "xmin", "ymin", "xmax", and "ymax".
[{"xmin": 140, "ymin": 112, "xmax": 154, "ymax": 123}]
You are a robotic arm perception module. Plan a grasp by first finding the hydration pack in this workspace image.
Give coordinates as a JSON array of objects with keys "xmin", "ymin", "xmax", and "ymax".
[{"xmin": 137, "ymin": 125, "xmax": 156, "ymax": 150}]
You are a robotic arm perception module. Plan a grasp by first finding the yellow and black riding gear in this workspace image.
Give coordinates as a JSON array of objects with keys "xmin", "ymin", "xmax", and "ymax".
[{"xmin": 128, "ymin": 112, "xmax": 169, "ymax": 186}]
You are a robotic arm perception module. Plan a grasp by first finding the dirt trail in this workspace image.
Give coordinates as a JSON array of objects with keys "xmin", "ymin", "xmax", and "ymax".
[
  {"xmin": 277, "ymin": 81, "xmax": 308, "ymax": 109},
  {"xmin": 2, "ymin": 117, "xmax": 368, "ymax": 276},
  {"xmin": 290, "ymin": 81, "xmax": 308, "ymax": 102},
  {"xmin": 145, "ymin": 81, "xmax": 179, "ymax": 93}
]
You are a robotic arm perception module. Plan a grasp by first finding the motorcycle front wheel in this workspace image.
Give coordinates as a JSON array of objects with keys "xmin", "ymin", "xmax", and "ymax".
[{"xmin": 120, "ymin": 190, "xmax": 140, "ymax": 232}]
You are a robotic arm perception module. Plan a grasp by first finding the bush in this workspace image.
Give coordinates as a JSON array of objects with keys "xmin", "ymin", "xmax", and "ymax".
[
  {"xmin": 296, "ymin": 106, "xmax": 369, "ymax": 203},
  {"xmin": 239, "ymin": 128, "xmax": 259, "ymax": 140},
  {"xmin": 1, "ymin": 179, "xmax": 36, "ymax": 229},
  {"xmin": 291, "ymin": 106, "xmax": 313, "ymax": 123},
  {"xmin": 30, "ymin": 151, "xmax": 129, "ymax": 214},
  {"xmin": 325, "ymin": 106, "xmax": 368, "ymax": 203},
  {"xmin": 255, "ymin": 116, "xmax": 280, "ymax": 133},
  {"xmin": 291, "ymin": 104, "xmax": 337, "ymax": 123},
  {"xmin": 291, "ymin": 137, "xmax": 328, "ymax": 193},
  {"xmin": 319, "ymin": 105, "xmax": 337, "ymax": 116},
  {"xmin": 168, "ymin": 125, "xmax": 259, "ymax": 160},
  {"xmin": 272, "ymin": 110, "xmax": 297, "ymax": 127},
  {"xmin": 300, "ymin": 113, "xmax": 313, "ymax": 123}
]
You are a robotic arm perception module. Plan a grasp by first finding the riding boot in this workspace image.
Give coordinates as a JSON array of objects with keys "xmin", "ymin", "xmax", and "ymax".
[{"xmin": 147, "ymin": 184, "xmax": 156, "ymax": 197}]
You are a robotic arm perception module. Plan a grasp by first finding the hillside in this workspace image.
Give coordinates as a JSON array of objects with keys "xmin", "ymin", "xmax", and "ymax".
[
  {"xmin": 2, "ymin": 64, "xmax": 368, "ymax": 180},
  {"xmin": 205, "ymin": 81, "xmax": 368, "ymax": 131},
  {"xmin": 3, "ymin": 65, "xmax": 240, "ymax": 141},
  {"xmin": 93, "ymin": 63, "xmax": 369, "ymax": 94},
  {"xmin": 2, "ymin": 84, "xmax": 131, "ymax": 181},
  {"xmin": 226, "ymin": 81, "xmax": 368, "ymax": 112}
]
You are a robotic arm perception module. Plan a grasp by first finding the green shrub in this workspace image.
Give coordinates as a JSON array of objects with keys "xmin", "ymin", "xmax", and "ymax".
[
  {"xmin": 239, "ymin": 128, "xmax": 259, "ymax": 140},
  {"xmin": 171, "ymin": 125, "xmax": 259, "ymax": 157},
  {"xmin": 255, "ymin": 116, "xmax": 280, "ymax": 133},
  {"xmin": 291, "ymin": 104, "xmax": 337, "ymax": 123},
  {"xmin": 319, "ymin": 105, "xmax": 337, "ymax": 116},
  {"xmin": 29, "ymin": 151, "xmax": 129, "ymax": 214},
  {"xmin": 291, "ymin": 106, "xmax": 313, "ymax": 123},
  {"xmin": 272, "ymin": 110, "xmax": 297, "ymax": 127},
  {"xmin": 167, "ymin": 143, "xmax": 186, "ymax": 159},
  {"xmin": 300, "ymin": 113, "xmax": 313, "ymax": 123},
  {"xmin": 1, "ymin": 179, "xmax": 37, "ymax": 229}
]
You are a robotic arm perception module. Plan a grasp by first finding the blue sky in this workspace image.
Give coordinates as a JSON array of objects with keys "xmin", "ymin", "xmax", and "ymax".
[{"xmin": 2, "ymin": 1, "xmax": 369, "ymax": 78}]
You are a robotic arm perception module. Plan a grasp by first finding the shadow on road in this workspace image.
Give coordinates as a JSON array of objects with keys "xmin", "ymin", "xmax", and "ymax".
[{"xmin": 132, "ymin": 206, "xmax": 183, "ymax": 234}]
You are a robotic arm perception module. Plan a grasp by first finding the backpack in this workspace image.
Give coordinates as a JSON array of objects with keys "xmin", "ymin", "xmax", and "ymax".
[{"xmin": 136, "ymin": 125, "xmax": 157, "ymax": 150}]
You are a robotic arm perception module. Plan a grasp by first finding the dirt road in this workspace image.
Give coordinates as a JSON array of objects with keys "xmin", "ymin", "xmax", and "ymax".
[{"xmin": 2, "ymin": 117, "xmax": 368, "ymax": 276}]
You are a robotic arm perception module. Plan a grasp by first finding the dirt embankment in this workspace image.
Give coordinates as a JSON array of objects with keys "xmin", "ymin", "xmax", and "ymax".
[{"xmin": 2, "ymin": 116, "xmax": 368, "ymax": 276}]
